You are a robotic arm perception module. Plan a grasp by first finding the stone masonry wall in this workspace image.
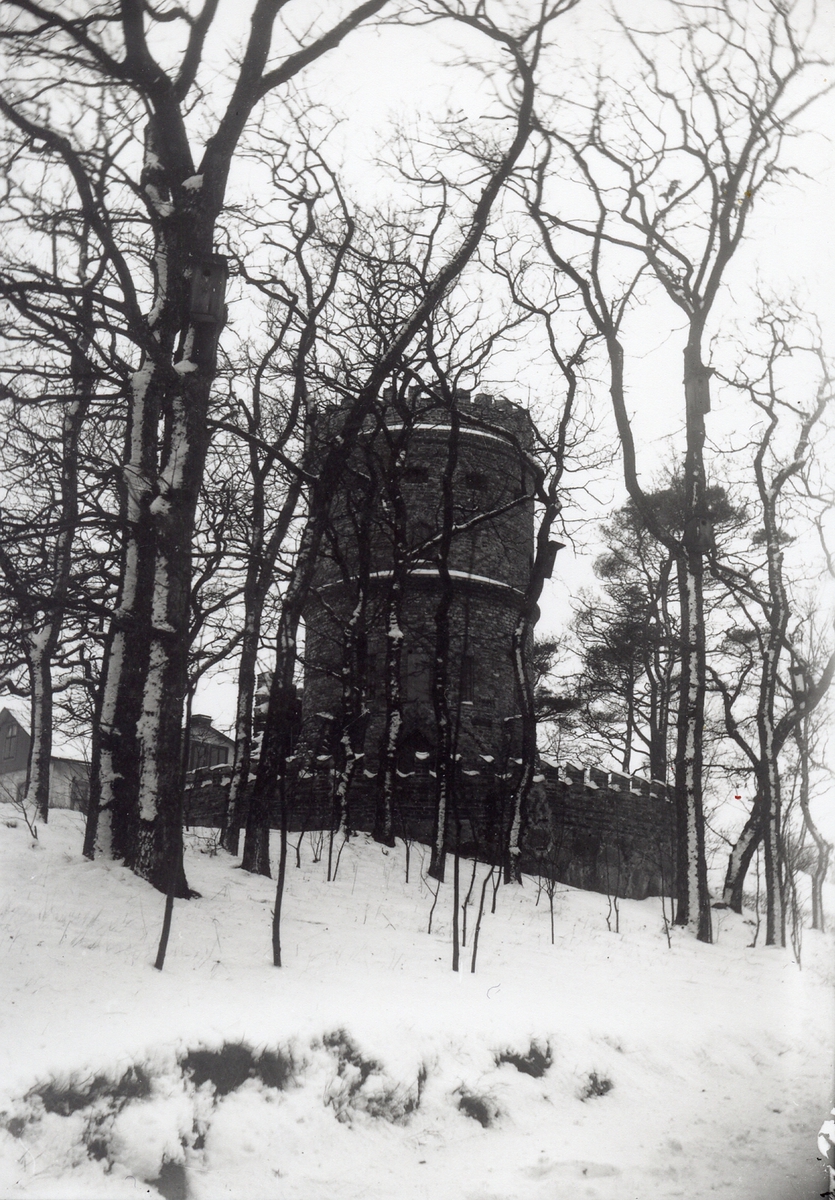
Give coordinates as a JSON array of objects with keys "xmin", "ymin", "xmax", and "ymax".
[
  {"xmin": 301, "ymin": 390, "xmax": 535, "ymax": 766},
  {"xmin": 186, "ymin": 392, "xmax": 675, "ymax": 901},
  {"xmin": 183, "ymin": 760, "xmax": 675, "ymax": 901}
]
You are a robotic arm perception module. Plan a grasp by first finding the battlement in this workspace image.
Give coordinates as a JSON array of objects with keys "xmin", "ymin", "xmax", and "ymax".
[
  {"xmin": 182, "ymin": 756, "xmax": 675, "ymax": 901},
  {"xmin": 319, "ymin": 385, "xmax": 533, "ymax": 447},
  {"xmin": 383, "ymin": 385, "xmax": 533, "ymax": 444}
]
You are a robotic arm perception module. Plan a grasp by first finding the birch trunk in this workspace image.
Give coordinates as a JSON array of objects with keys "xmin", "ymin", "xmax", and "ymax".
[
  {"xmin": 721, "ymin": 796, "xmax": 763, "ymax": 912},
  {"xmin": 25, "ymin": 635, "xmax": 54, "ymax": 824}
]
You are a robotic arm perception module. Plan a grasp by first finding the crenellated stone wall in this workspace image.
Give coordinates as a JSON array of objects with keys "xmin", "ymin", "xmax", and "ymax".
[{"xmin": 182, "ymin": 760, "xmax": 675, "ymax": 901}]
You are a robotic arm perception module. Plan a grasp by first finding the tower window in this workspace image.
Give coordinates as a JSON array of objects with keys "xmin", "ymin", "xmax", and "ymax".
[
  {"xmin": 366, "ymin": 654, "xmax": 378, "ymax": 700},
  {"xmin": 461, "ymin": 655, "xmax": 474, "ymax": 704},
  {"xmin": 404, "ymin": 464, "xmax": 429, "ymax": 483},
  {"xmin": 410, "ymin": 519, "xmax": 435, "ymax": 560},
  {"xmin": 464, "ymin": 471, "xmax": 487, "ymax": 490},
  {"xmin": 406, "ymin": 651, "xmax": 433, "ymax": 703}
]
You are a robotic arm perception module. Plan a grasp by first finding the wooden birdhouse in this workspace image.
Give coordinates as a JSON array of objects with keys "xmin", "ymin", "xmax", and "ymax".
[
  {"xmin": 189, "ymin": 255, "xmax": 228, "ymax": 324},
  {"xmin": 683, "ymin": 515, "xmax": 715, "ymax": 555}
]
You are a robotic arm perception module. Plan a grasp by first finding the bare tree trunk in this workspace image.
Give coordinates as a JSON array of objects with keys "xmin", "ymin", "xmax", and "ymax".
[
  {"xmin": 672, "ymin": 551, "xmax": 711, "ymax": 940},
  {"xmin": 759, "ymin": 756, "xmax": 785, "ymax": 947},
  {"xmin": 21, "ymin": 279, "xmax": 95, "ymax": 824},
  {"xmin": 807, "ymin": 821, "xmax": 831, "ymax": 934},
  {"xmin": 506, "ymin": 605, "xmax": 538, "ymax": 882},
  {"xmin": 672, "ymin": 338, "xmax": 712, "ymax": 942},
  {"xmin": 25, "ymin": 635, "xmax": 54, "ymax": 824},
  {"xmin": 721, "ymin": 795, "xmax": 763, "ymax": 913},
  {"xmin": 272, "ymin": 774, "xmax": 289, "ymax": 967},
  {"xmin": 647, "ymin": 669, "xmax": 669, "ymax": 786},
  {"xmin": 429, "ymin": 397, "xmax": 459, "ymax": 883},
  {"xmin": 376, "ymin": 548, "xmax": 406, "ymax": 847},
  {"xmin": 222, "ymin": 477, "xmax": 302, "ymax": 855},
  {"xmin": 243, "ymin": 575, "xmax": 308, "ymax": 876},
  {"xmin": 505, "ymin": 352, "xmax": 578, "ymax": 877},
  {"xmin": 374, "ymin": 418, "xmax": 412, "ymax": 846},
  {"xmin": 332, "ymin": 589, "xmax": 371, "ymax": 841},
  {"xmin": 84, "ymin": 367, "xmax": 159, "ymax": 862},
  {"xmin": 470, "ymin": 864, "xmax": 494, "ymax": 973},
  {"xmin": 795, "ymin": 716, "xmax": 831, "ymax": 932},
  {"xmin": 621, "ymin": 662, "xmax": 635, "ymax": 774},
  {"xmin": 646, "ymin": 555, "xmax": 673, "ymax": 784},
  {"xmin": 221, "ymin": 612, "xmax": 261, "ymax": 857},
  {"xmin": 451, "ymin": 845, "xmax": 461, "ymax": 972}
]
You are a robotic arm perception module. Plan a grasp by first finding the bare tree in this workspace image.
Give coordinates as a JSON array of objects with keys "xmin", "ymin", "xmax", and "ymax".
[
  {"xmin": 0, "ymin": 184, "xmax": 116, "ymax": 821},
  {"xmin": 568, "ymin": 480, "xmax": 745, "ymax": 782},
  {"xmin": 214, "ymin": 122, "xmax": 356, "ymax": 855},
  {"xmin": 504, "ymin": 354, "xmax": 581, "ymax": 880},
  {"xmin": 525, "ymin": 0, "xmax": 831, "ymax": 940},
  {"xmin": 240, "ymin": 1, "xmax": 580, "ymax": 907},
  {"xmin": 0, "ymin": 0, "xmax": 400, "ymax": 896},
  {"xmin": 792, "ymin": 665, "xmax": 832, "ymax": 934},
  {"xmin": 709, "ymin": 308, "xmax": 835, "ymax": 944}
]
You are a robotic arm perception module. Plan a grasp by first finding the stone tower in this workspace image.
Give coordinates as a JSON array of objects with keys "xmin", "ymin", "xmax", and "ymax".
[
  {"xmin": 300, "ymin": 388, "xmax": 536, "ymax": 819},
  {"xmin": 181, "ymin": 391, "xmax": 676, "ymax": 896}
]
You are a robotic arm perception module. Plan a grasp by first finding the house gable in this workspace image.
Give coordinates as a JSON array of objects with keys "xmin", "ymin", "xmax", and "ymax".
[
  {"xmin": 0, "ymin": 709, "xmax": 30, "ymax": 777},
  {"xmin": 188, "ymin": 715, "xmax": 235, "ymax": 772}
]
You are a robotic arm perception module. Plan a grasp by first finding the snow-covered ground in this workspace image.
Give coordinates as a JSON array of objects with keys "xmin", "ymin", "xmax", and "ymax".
[{"xmin": 0, "ymin": 805, "xmax": 832, "ymax": 1200}]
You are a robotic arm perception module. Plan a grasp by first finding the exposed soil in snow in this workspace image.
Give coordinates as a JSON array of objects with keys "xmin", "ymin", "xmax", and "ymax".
[{"xmin": 0, "ymin": 806, "xmax": 832, "ymax": 1199}]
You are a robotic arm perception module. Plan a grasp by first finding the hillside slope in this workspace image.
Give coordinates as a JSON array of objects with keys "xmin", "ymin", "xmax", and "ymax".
[{"xmin": 0, "ymin": 807, "xmax": 832, "ymax": 1199}]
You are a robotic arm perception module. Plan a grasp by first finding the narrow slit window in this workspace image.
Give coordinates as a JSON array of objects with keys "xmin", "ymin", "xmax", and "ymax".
[
  {"xmin": 465, "ymin": 471, "xmax": 487, "ymax": 490},
  {"xmin": 461, "ymin": 655, "xmax": 474, "ymax": 704},
  {"xmin": 406, "ymin": 651, "xmax": 432, "ymax": 703},
  {"xmin": 365, "ymin": 654, "xmax": 377, "ymax": 701},
  {"xmin": 3, "ymin": 723, "xmax": 17, "ymax": 760}
]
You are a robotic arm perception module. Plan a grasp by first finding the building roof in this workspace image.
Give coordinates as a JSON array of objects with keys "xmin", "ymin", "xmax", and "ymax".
[{"xmin": 0, "ymin": 703, "xmax": 89, "ymax": 763}]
